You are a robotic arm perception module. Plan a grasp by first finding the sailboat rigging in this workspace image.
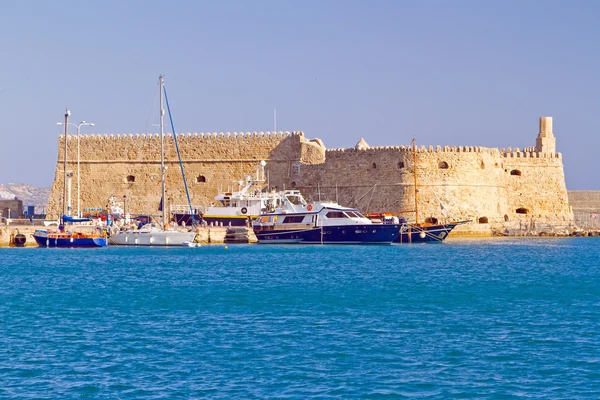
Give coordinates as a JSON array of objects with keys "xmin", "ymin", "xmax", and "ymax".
[
  {"xmin": 109, "ymin": 75, "xmax": 197, "ymax": 246},
  {"xmin": 163, "ymin": 83, "xmax": 197, "ymax": 227}
]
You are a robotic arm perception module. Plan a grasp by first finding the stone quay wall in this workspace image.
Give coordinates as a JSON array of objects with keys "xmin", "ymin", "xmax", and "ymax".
[{"xmin": 46, "ymin": 118, "xmax": 574, "ymax": 233}]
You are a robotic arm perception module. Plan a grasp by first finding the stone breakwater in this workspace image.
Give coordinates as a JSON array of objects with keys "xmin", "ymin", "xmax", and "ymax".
[{"xmin": 45, "ymin": 117, "xmax": 573, "ymax": 235}]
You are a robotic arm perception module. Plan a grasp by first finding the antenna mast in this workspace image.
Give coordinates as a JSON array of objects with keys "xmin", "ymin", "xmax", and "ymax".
[{"xmin": 159, "ymin": 75, "xmax": 166, "ymax": 227}]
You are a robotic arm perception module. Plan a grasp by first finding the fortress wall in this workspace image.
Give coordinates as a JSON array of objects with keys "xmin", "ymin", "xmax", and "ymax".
[
  {"xmin": 501, "ymin": 152, "xmax": 571, "ymax": 223},
  {"xmin": 290, "ymin": 146, "xmax": 510, "ymax": 223},
  {"xmin": 568, "ymin": 191, "xmax": 600, "ymax": 212},
  {"xmin": 287, "ymin": 145, "xmax": 572, "ymax": 226},
  {"xmin": 47, "ymin": 132, "xmax": 308, "ymax": 217},
  {"xmin": 47, "ymin": 120, "xmax": 574, "ymax": 232}
]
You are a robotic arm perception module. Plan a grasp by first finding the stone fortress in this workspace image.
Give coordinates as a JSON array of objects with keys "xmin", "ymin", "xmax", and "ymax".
[{"xmin": 47, "ymin": 116, "xmax": 573, "ymax": 234}]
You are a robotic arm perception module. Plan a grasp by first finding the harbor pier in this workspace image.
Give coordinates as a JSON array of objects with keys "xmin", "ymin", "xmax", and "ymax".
[{"xmin": 0, "ymin": 222, "xmax": 257, "ymax": 247}]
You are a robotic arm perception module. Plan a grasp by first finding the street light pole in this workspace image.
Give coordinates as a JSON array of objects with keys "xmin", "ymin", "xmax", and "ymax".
[
  {"xmin": 57, "ymin": 119, "xmax": 95, "ymax": 218},
  {"xmin": 61, "ymin": 109, "xmax": 70, "ymax": 223}
]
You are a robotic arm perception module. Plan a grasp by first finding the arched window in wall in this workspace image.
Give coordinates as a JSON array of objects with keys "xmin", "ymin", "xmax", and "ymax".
[
  {"xmin": 516, "ymin": 207, "xmax": 529, "ymax": 214},
  {"xmin": 397, "ymin": 161, "xmax": 405, "ymax": 169},
  {"xmin": 196, "ymin": 175, "xmax": 206, "ymax": 183},
  {"xmin": 478, "ymin": 216, "xmax": 489, "ymax": 223},
  {"xmin": 126, "ymin": 175, "xmax": 135, "ymax": 183},
  {"xmin": 439, "ymin": 161, "xmax": 449, "ymax": 169},
  {"xmin": 510, "ymin": 169, "xmax": 522, "ymax": 176}
]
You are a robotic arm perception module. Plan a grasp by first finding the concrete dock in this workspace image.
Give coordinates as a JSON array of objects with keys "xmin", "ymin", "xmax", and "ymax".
[
  {"xmin": 1, "ymin": 219, "xmax": 598, "ymax": 247},
  {"xmin": 0, "ymin": 221, "xmax": 258, "ymax": 247}
]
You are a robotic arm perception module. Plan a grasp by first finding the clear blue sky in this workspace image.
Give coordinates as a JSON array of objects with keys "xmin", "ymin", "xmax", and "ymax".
[{"xmin": 1, "ymin": 0, "xmax": 598, "ymax": 189}]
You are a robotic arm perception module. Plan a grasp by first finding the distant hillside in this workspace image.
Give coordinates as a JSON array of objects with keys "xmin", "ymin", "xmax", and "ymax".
[{"xmin": 0, "ymin": 184, "xmax": 50, "ymax": 206}]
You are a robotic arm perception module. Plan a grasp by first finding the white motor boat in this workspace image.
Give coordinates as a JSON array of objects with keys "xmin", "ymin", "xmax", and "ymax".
[{"xmin": 172, "ymin": 160, "xmax": 283, "ymax": 227}]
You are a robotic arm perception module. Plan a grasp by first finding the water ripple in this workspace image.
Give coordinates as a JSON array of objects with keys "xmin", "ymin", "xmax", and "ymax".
[{"xmin": 0, "ymin": 240, "xmax": 599, "ymax": 398}]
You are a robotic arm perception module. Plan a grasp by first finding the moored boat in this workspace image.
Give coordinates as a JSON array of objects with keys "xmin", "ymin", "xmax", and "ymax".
[
  {"xmin": 109, "ymin": 224, "xmax": 196, "ymax": 246},
  {"xmin": 253, "ymin": 190, "xmax": 400, "ymax": 244},
  {"xmin": 172, "ymin": 161, "xmax": 283, "ymax": 227},
  {"xmin": 34, "ymin": 109, "xmax": 108, "ymax": 248},
  {"xmin": 365, "ymin": 212, "xmax": 468, "ymax": 243},
  {"xmin": 108, "ymin": 75, "xmax": 197, "ymax": 246},
  {"xmin": 398, "ymin": 220, "xmax": 468, "ymax": 243},
  {"xmin": 33, "ymin": 229, "xmax": 108, "ymax": 248}
]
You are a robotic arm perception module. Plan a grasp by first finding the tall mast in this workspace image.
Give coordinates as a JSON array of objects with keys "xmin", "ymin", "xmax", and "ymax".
[
  {"xmin": 61, "ymin": 108, "xmax": 70, "ymax": 224},
  {"xmin": 159, "ymin": 75, "xmax": 166, "ymax": 227},
  {"xmin": 412, "ymin": 138, "xmax": 419, "ymax": 225}
]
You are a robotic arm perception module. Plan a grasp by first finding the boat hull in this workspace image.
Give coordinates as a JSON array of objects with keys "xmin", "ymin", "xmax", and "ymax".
[
  {"xmin": 396, "ymin": 223, "xmax": 460, "ymax": 243},
  {"xmin": 173, "ymin": 213, "xmax": 203, "ymax": 226},
  {"xmin": 254, "ymin": 224, "xmax": 400, "ymax": 244},
  {"xmin": 109, "ymin": 229, "xmax": 197, "ymax": 246},
  {"xmin": 33, "ymin": 230, "xmax": 108, "ymax": 248}
]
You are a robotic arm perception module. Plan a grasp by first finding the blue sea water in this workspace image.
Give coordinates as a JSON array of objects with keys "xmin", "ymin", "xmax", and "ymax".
[{"xmin": 1, "ymin": 238, "xmax": 599, "ymax": 399}]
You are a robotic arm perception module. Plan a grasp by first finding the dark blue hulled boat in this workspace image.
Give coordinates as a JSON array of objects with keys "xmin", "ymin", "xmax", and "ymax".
[
  {"xmin": 253, "ymin": 191, "xmax": 400, "ymax": 244},
  {"xmin": 33, "ymin": 228, "xmax": 108, "ymax": 248},
  {"xmin": 397, "ymin": 221, "xmax": 468, "ymax": 243}
]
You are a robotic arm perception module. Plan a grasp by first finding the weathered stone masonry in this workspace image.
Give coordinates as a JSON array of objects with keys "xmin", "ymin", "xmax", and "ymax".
[{"xmin": 47, "ymin": 117, "xmax": 573, "ymax": 232}]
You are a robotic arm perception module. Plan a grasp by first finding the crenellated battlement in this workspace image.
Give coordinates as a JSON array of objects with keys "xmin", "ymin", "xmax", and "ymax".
[
  {"xmin": 61, "ymin": 130, "xmax": 304, "ymax": 141},
  {"xmin": 325, "ymin": 144, "xmax": 560, "ymax": 158},
  {"xmin": 59, "ymin": 131, "xmax": 561, "ymax": 162},
  {"xmin": 499, "ymin": 148, "xmax": 562, "ymax": 159}
]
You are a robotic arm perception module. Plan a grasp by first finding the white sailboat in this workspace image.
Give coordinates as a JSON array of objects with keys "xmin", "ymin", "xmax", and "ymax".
[{"xmin": 109, "ymin": 75, "xmax": 197, "ymax": 246}]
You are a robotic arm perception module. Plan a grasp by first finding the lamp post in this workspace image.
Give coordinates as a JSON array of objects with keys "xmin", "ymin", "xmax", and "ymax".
[
  {"xmin": 60, "ymin": 109, "xmax": 70, "ymax": 222},
  {"xmin": 123, "ymin": 195, "xmax": 127, "ymax": 217},
  {"xmin": 57, "ymin": 119, "xmax": 95, "ymax": 218}
]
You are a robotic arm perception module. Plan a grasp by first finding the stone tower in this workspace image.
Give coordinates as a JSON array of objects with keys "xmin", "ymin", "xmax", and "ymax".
[{"xmin": 535, "ymin": 116, "xmax": 556, "ymax": 154}]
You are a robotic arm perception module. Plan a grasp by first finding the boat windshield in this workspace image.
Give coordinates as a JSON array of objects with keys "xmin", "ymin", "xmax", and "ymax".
[
  {"xmin": 326, "ymin": 211, "xmax": 349, "ymax": 218},
  {"xmin": 345, "ymin": 211, "xmax": 362, "ymax": 218},
  {"xmin": 286, "ymin": 194, "xmax": 304, "ymax": 205}
]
